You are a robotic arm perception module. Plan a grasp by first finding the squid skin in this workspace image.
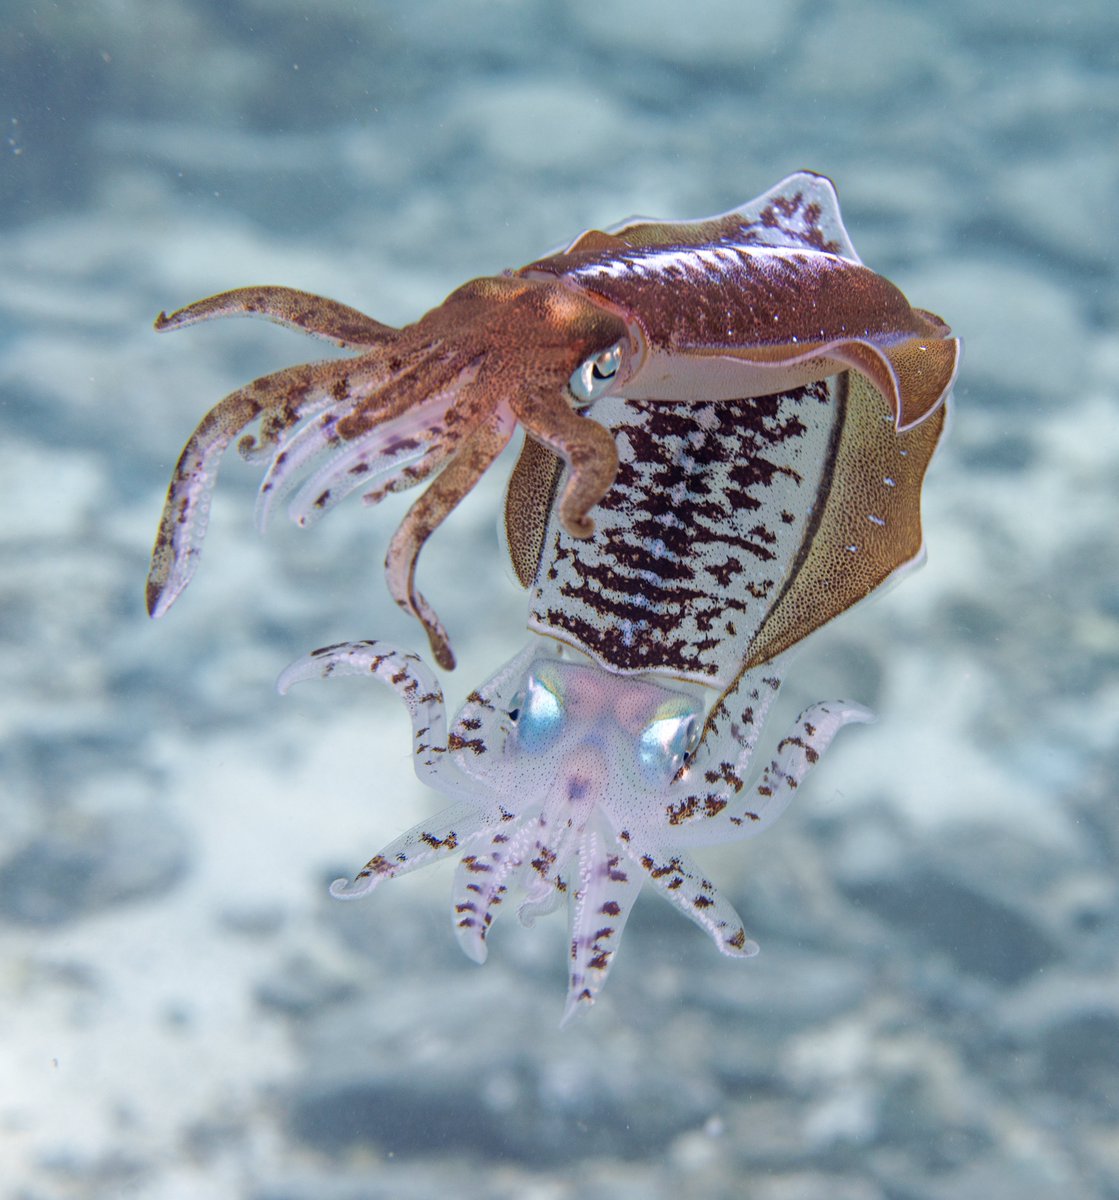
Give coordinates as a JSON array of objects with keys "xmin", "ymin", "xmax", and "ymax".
[{"xmin": 146, "ymin": 171, "xmax": 959, "ymax": 668}]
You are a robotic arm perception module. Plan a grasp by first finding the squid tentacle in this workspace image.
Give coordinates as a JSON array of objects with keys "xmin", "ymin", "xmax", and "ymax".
[
  {"xmin": 254, "ymin": 409, "xmax": 355, "ymax": 531},
  {"xmin": 276, "ymin": 639, "xmax": 465, "ymax": 794},
  {"xmin": 451, "ymin": 816, "xmax": 547, "ymax": 963},
  {"xmin": 285, "ymin": 356, "xmax": 486, "ymax": 530},
  {"xmin": 277, "ymin": 639, "xmax": 515, "ymax": 905},
  {"xmin": 240, "ymin": 352, "xmax": 421, "ymax": 462},
  {"xmin": 561, "ymin": 819, "xmax": 645, "ymax": 1026},
  {"xmin": 253, "ymin": 342, "xmax": 461, "ymax": 527},
  {"xmin": 146, "ymin": 356, "xmax": 364, "ymax": 617},
  {"xmin": 356, "ymin": 358, "xmax": 498, "ymax": 507},
  {"xmin": 624, "ymin": 842, "xmax": 758, "ymax": 957},
  {"xmin": 330, "ymin": 798, "xmax": 498, "ymax": 899},
  {"xmin": 510, "ymin": 388, "xmax": 620, "ymax": 539},
  {"xmin": 744, "ymin": 697, "xmax": 875, "ymax": 820},
  {"xmin": 283, "ymin": 406, "xmax": 446, "ymax": 530},
  {"xmin": 155, "ymin": 285, "xmax": 398, "ymax": 351},
  {"xmin": 696, "ymin": 669, "xmax": 786, "ymax": 777},
  {"xmin": 384, "ymin": 405, "xmax": 519, "ymax": 671},
  {"xmin": 661, "ymin": 689, "xmax": 874, "ymax": 847}
]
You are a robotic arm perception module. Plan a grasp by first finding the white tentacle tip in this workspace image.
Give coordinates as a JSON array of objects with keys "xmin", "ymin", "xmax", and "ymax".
[
  {"xmin": 559, "ymin": 993, "xmax": 594, "ymax": 1029},
  {"xmin": 843, "ymin": 702, "xmax": 876, "ymax": 726},
  {"xmin": 722, "ymin": 930, "xmax": 760, "ymax": 959},
  {"xmin": 456, "ymin": 929, "xmax": 489, "ymax": 966},
  {"xmin": 329, "ymin": 875, "xmax": 377, "ymax": 900},
  {"xmin": 276, "ymin": 658, "xmax": 317, "ymax": 695}
]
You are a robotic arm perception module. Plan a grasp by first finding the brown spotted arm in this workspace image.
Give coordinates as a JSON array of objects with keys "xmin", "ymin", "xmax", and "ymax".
[
  {"xmin": 510, "ymin": 386, "xmax": 620, "ymax": 539},
  {"xmin": 384, "ymin": 405, "xmax": 519, "ymax": 671},
  {"xmin": 155, "ymin": 286, "xmax": 398, "ymax": 350}
]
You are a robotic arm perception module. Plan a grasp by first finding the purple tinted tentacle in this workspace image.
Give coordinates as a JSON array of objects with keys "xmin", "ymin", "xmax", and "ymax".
[
  {"xmin": 624, "ymin": 843, "xmax": 758, "ymax": 957},
  {"xmin": 328, "ymin": 799, "xmax": 491, "ymax": 900},
  {"xmin": 277, "ymin": 639, "xmax": 461, "ymax": 793},
  {"xmin": 284, "ymin": 356, "xmax": 484, "ymax": 530},
  {"xmin": 451, "ymin": 816, "xmax": 542, "ymax": 964},
  {"xmin": 561, "ymin": 818, "xmax": 644, "ymax": 1025},
  {"xmin": 659, "ymin": 666, "xmax": 874, "ymax": 846}
]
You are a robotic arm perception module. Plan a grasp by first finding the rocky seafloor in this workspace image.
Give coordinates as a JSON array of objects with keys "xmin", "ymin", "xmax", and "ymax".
[{"xmin": 2, "ymin": 2, "xmax": 1118, "ymax": 1197}]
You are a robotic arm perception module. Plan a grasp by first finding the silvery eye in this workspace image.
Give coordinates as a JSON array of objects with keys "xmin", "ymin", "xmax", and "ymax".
[
  {"xmin": 508, "ymin": 672, "xmax": 565, "ymax": 753},
  {"xmin": 638, "ymin": 711, "xmax": 701, "ymax": 780},
  {"xmin": 569, "ymin": 340, "xmax": 624, "ymax": 404}
]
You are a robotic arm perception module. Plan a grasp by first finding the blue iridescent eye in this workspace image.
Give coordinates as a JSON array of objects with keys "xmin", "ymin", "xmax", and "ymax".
[
  {"xmin": 509, "ymin": 670, "xmax": 565, "ymax": 752},
  {"xmin": 638, "ymin": 704, "xmax": 701, "ymax": 780}
]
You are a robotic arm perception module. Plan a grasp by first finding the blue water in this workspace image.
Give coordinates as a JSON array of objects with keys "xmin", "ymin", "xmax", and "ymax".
[{"xmin": 2, "ymin": 2, "xmax": 1117, "ymax": 1197}]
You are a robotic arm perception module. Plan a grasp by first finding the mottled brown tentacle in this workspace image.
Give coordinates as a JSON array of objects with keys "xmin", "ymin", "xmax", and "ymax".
[
  {"xmin": 241, "ymin": 355, "xmax": 400, "ymax": 460},
  {"xmin": 147, "ymin": 356, "xmax": 364, "ymax": 617},
  {"xmin": 332, "ymin": 350, "xmax": 472, "ymax": 441},
  {"xmin": 385, "ymin": 406, "xmax": 518, "ymax": 670},
  {"xmin": 510, "ymin": 390, "xmax": 619, "ymax": 538},
  {"xmin": 155, "ymin": 286, "xmax": 398, "ymax": 350}
]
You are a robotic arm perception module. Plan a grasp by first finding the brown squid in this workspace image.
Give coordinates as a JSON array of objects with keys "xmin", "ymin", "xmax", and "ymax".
[{"xmin": 147, "ymin": 170, "xmax": 958, "ymax": 667}]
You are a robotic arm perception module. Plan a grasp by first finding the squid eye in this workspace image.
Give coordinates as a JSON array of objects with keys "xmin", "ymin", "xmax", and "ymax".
[
  {"xmin": 509, "ymin": 672, "xmax": 565, "ymax": 752},
  {"xmin": 638, "ymin": 711, "xmax": 701, "ymax": 780},
  {"xmin": 569, "ymin": 340, "xmax": 624, "ymax": 405}
]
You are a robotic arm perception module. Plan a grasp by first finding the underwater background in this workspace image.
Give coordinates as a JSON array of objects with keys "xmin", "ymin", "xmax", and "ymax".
[{"xmin": 2, "ymin": 1, "xmax": 1118, "ymax": 1197}]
